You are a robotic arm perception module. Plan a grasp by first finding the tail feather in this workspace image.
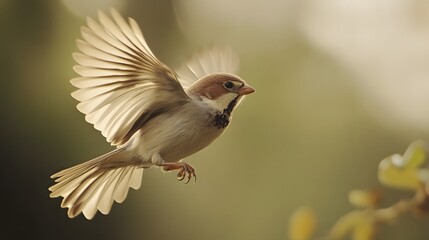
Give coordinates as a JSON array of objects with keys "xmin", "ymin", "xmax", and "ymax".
[
  {"xmin": 49, "ymin": 148, "xmax": 143, "ymax": 219},
  {"xmin": 129, "ymin": 166, "xmax": 143, "ymax": 189},
  {"xmin": 113, "ymin": 167, "xmax": 134, "ymax": 203},
  {"xmin": 98, "ymin": 168, "xmax": 124, "ymax": 214},
  {"xmin": 51, "ymin": 148, "xmax": 122, "ymax": 179}
]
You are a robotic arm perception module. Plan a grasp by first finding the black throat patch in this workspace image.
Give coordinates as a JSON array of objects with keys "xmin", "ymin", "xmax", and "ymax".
[{"xmin": 212, "ymin": 96, "xmax": 239, "ymax": 129}]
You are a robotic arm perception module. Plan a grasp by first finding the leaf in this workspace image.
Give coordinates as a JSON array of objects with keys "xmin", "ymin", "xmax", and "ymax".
[
  {"xmin": 403, "ymin": 140, "xmax": 426, "ymax": 169},
  {"xmin": 378, "ymin": 141, "xmax": 427, "ymax": 190}
]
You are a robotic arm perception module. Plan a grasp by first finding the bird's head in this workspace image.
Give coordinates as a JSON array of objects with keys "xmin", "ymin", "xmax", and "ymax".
[{"xmin": 186, "ymin": 73, "xmax": 255, "ymax": 112}]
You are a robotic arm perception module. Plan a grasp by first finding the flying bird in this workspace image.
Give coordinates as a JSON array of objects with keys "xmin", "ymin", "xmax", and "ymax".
[{"xmin": 49, "ymin": 8, "xmax": 255, "ymax": 219}]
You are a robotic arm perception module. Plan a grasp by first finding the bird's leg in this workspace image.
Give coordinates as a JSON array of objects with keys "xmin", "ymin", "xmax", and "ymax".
[
  {"xmin": 162, "ymin": 162, "xmax": 197, "ymax": 183},
  {"xmin": 152, "ymin": 154, "xmax": 196, "ymax": 183}
]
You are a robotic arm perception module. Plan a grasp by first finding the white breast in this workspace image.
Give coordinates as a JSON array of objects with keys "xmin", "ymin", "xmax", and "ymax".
[{"xmin": 127, "ymin": 101, "xmax": 225, "ymax": 164}]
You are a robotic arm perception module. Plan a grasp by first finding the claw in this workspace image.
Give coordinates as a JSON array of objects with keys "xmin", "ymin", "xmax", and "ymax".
[
  {"xmin": 177, "ymin": 168, "xmax": 186, "ymax": 181},
  {"xmin": 163, "ymin": 162, "xmax": 196, "ymax": 183},
  {"xmin": 178, "ymin": 163, "xmax": 197, "ymax": 184},
  {"xmin": 178, "ymin": 163, "xmax": 196, "ymax": 184}
]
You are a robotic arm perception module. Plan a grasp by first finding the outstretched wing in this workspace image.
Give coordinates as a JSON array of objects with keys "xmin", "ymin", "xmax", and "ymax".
[
  {"xmin": 71, "ymin": 8, "xmax": 189, "ymax": 146},
  {"xmin": 176, "ymin": 45, "xmax": 240, "ymax": 88}
]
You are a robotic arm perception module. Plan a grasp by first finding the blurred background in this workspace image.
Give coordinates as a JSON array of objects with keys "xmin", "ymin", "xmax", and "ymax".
[{"xmin": 2, "ymin": 0, "xmax": 429, "ymax": 239}]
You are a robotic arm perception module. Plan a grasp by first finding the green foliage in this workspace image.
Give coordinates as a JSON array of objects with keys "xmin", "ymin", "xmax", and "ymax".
[
  {"xmin": 288, "ymin": 140, "xmax": 429, "ymax": 240},
  {"xmin": 378, "ymin": 140, "xmax": 427, "ymax": 190}
]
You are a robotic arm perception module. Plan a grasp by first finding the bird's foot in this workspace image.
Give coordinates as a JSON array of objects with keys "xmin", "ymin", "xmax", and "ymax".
[{"xmin": 162, "ymin": 162, "xmax": 196, "ymax": 184}]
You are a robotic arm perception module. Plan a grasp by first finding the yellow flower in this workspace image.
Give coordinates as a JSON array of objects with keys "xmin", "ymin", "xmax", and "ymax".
[{"xmin": 288, "ymin": 207, "xmax": 317, "ymax": 240}]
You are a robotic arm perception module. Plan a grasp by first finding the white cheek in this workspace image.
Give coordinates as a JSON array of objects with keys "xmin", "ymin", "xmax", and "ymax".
[{"xmin": 202, "ymin": 93, "xmax": 238, "ymax": 111}]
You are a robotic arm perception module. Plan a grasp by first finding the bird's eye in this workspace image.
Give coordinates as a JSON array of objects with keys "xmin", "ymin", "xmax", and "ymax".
[{"xmin": 224, "ymin": 81, "xmax": 234, "ymax": 89}]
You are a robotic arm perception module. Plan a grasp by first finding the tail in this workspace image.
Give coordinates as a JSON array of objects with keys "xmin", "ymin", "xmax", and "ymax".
[{"xmin": 49, "ymin": 148, "xmax": 143, "ymax": 219}]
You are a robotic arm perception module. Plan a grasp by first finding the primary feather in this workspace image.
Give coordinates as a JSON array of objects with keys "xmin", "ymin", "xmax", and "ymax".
[
  {"xmin": 176, "ymin": 45, "xmax": 239, "ymax": 88},
  {"xmin": 72, "ymin": 8, "xmax": 189, "ymax": 146}
]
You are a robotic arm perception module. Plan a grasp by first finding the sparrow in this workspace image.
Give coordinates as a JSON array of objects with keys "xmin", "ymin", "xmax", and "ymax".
[{"xmin": 49, "ymin": 8, "xmax": 255, "ymax": 220}]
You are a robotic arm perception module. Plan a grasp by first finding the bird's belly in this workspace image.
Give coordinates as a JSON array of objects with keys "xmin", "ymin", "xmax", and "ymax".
[
  {"xmin": 132, "ymin": 110, "xmax": 223, "ymax": 163},
  {"xmin": 161, "ymin": 128, "xmax": 222, "ymax": 162}
]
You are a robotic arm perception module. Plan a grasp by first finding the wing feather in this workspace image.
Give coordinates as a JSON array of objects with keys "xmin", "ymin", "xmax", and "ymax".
[
  {"xmin": 76, "ymin": 39, "xmax": 141, "ymax": 67},
  {"xmin": 71, "ymin": 76, "xmax": 141, "ymax": 88},
  {"xmin": 176, "ymin": 45, "xmax": 240, "ymax": 88},
  {"xmin": 72, "ymin": 8, "xmax": 189, "ymax": 145},
  {"xmin": 73, "ymin": 53, "xmax": 138, "ymax": 71}
]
